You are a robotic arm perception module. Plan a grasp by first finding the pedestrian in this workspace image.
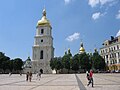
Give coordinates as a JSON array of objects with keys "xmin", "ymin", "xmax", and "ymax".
[
  {"xmin": 26, "ymin": 72, "xmax": 29, "ymax": 81},
  {"xmin": 37, "ymin": 71, "xmax": 41, "ymax": 80},
  {"xmin": 9, "ymin": 72, "xmax": 12, "ymax": 77},
  {"xmin": 20, "ymin": 72, "xmax": 22, "ymax": 76},
  {"xmin": 29, "ymin": 71, "xmax": 32, "ymax": 82},
  {"xmin": 87, "ymin": 69, "xmax": 94, "ymax": 87},
  {"xmin": 86, "ymin": 71, "xmax": 90, "ymax": 81}
]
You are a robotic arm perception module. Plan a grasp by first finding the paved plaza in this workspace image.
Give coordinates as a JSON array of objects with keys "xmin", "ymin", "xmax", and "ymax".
[{"xmin": 0, "ymin": 73, "xmax": 120, "ymax": 90}]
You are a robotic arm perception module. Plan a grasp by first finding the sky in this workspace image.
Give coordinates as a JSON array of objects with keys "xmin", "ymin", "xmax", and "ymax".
[{"xmin": 0, "ymin": 0, "xmax": 120, "ymax": 60}]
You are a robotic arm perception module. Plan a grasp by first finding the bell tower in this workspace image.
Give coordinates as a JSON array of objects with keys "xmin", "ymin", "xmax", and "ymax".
[{"xmin": 32, "ymin": 9, "xmax": 54, "ymax": 73}]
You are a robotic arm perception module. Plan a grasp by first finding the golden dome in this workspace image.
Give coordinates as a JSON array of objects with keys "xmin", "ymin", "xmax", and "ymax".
[
  {"xmin": 79, "ymin": 42, "xmax": 85, "ymax": 53},
  {"xmin": 80, "ymin": 47, "xmax": 85, "ymax": 52},
  {"xmin": 37, "ymin": 9, "xmax": 51, "ymax": 26}
]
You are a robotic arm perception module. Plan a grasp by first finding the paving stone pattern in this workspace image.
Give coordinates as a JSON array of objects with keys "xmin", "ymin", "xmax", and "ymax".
[{"xmin": 0, "ymin": 73, "xmax": 120, "ymax": 90}]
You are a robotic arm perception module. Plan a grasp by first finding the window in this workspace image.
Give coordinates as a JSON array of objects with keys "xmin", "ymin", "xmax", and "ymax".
[
  {"xmin": 40, "ymin": 50, "xmax": 43, "ymax": 59},
  {"xmin": 111, "ymin": 47, "xmax": 113, "ymax": 51},
  {"xmin": 110, "ymin": 61, "xmax": 112, "ymax": 64},
  {"xmin": 118, "ymin": 52, "xmax": 119, "ymax": 57},
  {"xmin": 119, "ymin": 59, "xmax": 120, "ymax": 63},
  {"xmin": 114, "ymin": 53, "xmax": 116, "ymax": 58},
  {"xmin": 106, "ymin": 55, "xmax": 108, "ymax": 58},
  {"xmin": 103, "ymin": 50, "xmax": 104, "ymax": 53},
  {"xmin": 41, "ymin": 39, "xmax": 43, "ymax": 42},
  {"xmin": 114, "ymin": 47, "xmax": 115, "ymax": 50},
  {"xmin": 107, "ymin": 61, "xmax": 109, "ymax": 64},
  {"xmin": 41, "ymin": 29, "xmax": 44, "ymax": 34},
  {"xmin": 117, "ymin": 45, "xmax": 119, "ymax": 50}
]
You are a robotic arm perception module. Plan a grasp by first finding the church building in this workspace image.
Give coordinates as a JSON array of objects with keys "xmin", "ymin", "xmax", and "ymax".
[{"xmin": 32, "ymin": 9, "xmax": 54, "ymax": 74}]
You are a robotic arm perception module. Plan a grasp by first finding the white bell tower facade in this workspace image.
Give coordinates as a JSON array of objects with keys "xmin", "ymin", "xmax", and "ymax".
[{"xmin": 32, "ymin": 9, "xmax": 54, "ymax": 74}]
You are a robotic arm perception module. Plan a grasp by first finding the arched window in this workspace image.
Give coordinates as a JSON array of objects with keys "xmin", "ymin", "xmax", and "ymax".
[
  {"xmin": 40, "ymin": 50, "xmax": 43, "ymax": 59},
  {"xmin": 41, "ymin": 29, "xmax": 44, "ymax": 34}
]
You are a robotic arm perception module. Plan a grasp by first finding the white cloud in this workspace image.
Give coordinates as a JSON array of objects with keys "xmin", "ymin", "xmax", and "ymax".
[
  {"xmin": 116, "ymin": 10, "xmax": 120, "ymax": 19},
  {"xmin": 92, "ymin": 12, "xmax": 101, "ymax": 20},
  {"xmin": 100, "ymin": 0, "xmax": 114, "ymax": 5},
  {"xmin": 66, "ymin": 32, "xmax": 80, "ymax": 42},
  {"xmin": 92, "ymin": 12, "xmax": 106, "ymax": 20},
  {"xmin": 64, "ymin": 0, "xmax": 71, "ymax": 4},
  {"xmin": 88, "ymin": 0, "xmax": 117, "ymax": 7},
  {"xmin": 116, "ymin": 30, "xmax": 120, "ymax": 37},
  {"xmin": 88, "ymin": 0, "xmax": 99, "ymax": 7}
]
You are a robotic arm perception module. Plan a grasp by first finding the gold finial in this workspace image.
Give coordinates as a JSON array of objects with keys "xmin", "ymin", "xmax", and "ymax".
[
  {"xmin": 42, "ymin": 8, "xmax": 46, "ymax": 17},
  {"xmin": 81, "ymin": 42, "xmax": 83, "ymax": 47}
]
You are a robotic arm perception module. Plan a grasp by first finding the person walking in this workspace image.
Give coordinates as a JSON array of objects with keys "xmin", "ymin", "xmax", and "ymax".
[
  {"xmin": 9, "ymin": 72, "xmax": 12, "ymax": 77},
  {"xmin": 87, "ymin": 70, "xmax": 94, "ymax": 87},
  {"xmin": 29, "ymin": 71, "xmax": 32, "ymax": 82},
  {"xmin": 26, "ymin": 72, "xmax": 29, "ymax": 81},
  {"xmin": 86, "ymin": 71, "xmax": 90, "ymax": 82},
  {"xmin": 36, "ymin": 71, "xmax": 41, "ymax": 80}
]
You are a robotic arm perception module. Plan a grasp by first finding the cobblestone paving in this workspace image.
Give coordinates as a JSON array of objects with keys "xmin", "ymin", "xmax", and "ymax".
[{"xmin": 0, "ymin": 73, "xmax": 120, "ymax": 90}]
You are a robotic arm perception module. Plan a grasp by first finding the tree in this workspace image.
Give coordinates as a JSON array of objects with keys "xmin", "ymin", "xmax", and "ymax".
[
  {"xmin": 0, "ymin": 52, "xmax": 10, "ymax": 73},
  {"xmin": 50, "ymin": 57, "xmax": 63, "ymax": 73},
  {"xmin": 9, "ymin": 60, "xmax": 14, "ymax": 72},
  {"xmin": 62, "ymin": 54, "xmax": 71, "ymax": 73},
  {"xmin": 55, "ymin": 57, "xmax": 63, "ymax": 73},
  {"xmin": 78, "ymin": 53, "xmax": 91, "ymax": 72},
  {"xmin": 13, "ymin": 58, "xmax": 23, "ymax": 72},
  {"xmin": 50, "ymin": 58, "xmax": 56, "ymax": 70},
  {"xmin": 92, "ymin": 51, "xmax": 106, "ymax": 71},
  {"xmin": 70, "ymin": 54, "xmax": 79, "ymax": 72}
]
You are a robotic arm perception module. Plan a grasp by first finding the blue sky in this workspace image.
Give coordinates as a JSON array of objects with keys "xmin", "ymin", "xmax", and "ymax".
[{"xmin": 0, "ymin": 0, "xmax": 120, "ymax": 60}]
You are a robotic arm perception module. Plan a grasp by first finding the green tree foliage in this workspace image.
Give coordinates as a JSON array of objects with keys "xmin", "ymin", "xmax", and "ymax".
[
  {"xmin": 0, "ymin": 52, "xmax": 10, "ymax": 72},
  {"xmin": 0, "ymin": 51, "xmax": 24, "ymax": 73},
  {"xmin": 92, "ymin": 51, "xmax": 106, "ymax": 71},
  {"xmin": 78, "ymin": 53, "xmax": 91, "ymax": 71},
  {"xmin": 70, "ymin": 54, "xmax": 79, "ymax": 72},
  {"xmin": 50, "ymin": 58, "xmax": 56, "ymax": 70},
  {"xmin": 13, "ymin": 58, "xmax": 23, "ymax": 71},
  {"xmin": 9, "ymin": 60, "xmax": 14, "ymax": 72},
  {"xmin": 50, "ymin": 57, "xmax": 63, "ymax": 73},
  {"xmin": 62, "ymin": 54, "xmax": 71, "ymax": 73}
]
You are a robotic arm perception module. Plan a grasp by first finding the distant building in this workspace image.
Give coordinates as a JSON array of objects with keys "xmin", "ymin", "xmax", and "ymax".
[
  {"xmin": 32, "ymin": 9, "xmax": 54, "ymax": 74},
  {"xmin": 100, "ymin": 36, "xmax": 120, "ymax": 71},
  {"xmin": 23, "ymin": 57, "xmax": 32, "ymax": 73}
]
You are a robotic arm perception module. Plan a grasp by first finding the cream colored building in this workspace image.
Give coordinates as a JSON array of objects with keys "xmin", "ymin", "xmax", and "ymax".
[
  {"xmin": 32, "ymin": 9, "xmax": 54, "ymax": 73},
  {"xmin": 100, "ymin": 36, "xmax": 120, "ymax": 71}
]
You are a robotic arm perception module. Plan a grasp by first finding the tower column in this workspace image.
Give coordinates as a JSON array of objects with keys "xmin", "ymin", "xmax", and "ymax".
[{"xmin": 32, "ymin": 9, "xmax": 54, "ymax": 74}]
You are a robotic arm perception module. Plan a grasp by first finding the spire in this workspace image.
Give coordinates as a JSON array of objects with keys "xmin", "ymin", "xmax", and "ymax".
[
  {"xmin": 68, "ymin": 48, "xmax": 70, "ymax": 54},
  {"xmin": 42, "ymin": 8, "xmax": 46, "ymax": 17},
  {"xmin": 81, "ymin": 42, "xmax": 83, "ymax": 47},
  {"xmin": 68, "ymin": 48, "xmax": 72, "ymax": 57},
  {"xmin": 94, "ymin": 48, "xmax": 97, "ymax": 52}
]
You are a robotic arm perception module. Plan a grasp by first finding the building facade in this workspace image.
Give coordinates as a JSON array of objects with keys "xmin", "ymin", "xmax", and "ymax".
[
  {"xmin": 32, "ymin": 9, "xmax": 54, "ymax": 74},
  {"xmin": 100, "ymin": 36, "xmax": 120, "ymax": 71}
]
